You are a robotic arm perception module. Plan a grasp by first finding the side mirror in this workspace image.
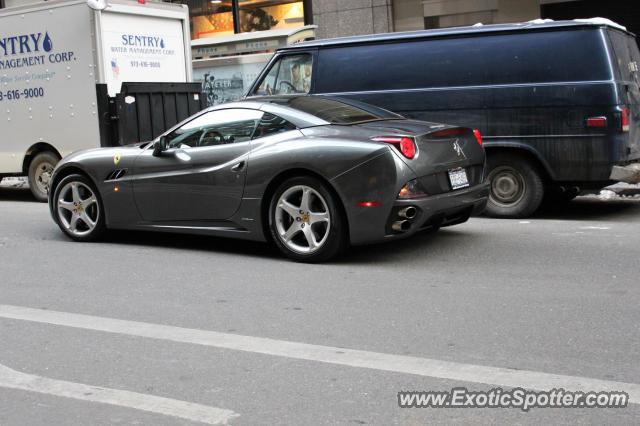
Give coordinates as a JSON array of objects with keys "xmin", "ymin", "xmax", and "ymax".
[
  {"xmin": 152, "ymin": 136, "xmax": 167, "ymax": 157},
  {"xmin": 87, "ymin": 0, "xmax": 108, "ymax": 10}
]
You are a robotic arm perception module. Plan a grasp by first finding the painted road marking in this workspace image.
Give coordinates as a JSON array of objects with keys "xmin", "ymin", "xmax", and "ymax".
[
  {"xmin": 1, "ymin": 304, "xmax": 639, "ymax": 404},
  {"xmin": 579, "ymin": 226, "xmax": 611, "ymax": 230},
  {"xmin": 0, "ymin": 363, "xmax": 238, "ymax": 425}
]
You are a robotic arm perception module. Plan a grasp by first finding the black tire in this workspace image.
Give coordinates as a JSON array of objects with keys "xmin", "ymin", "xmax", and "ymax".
[
  {"xmin": 28, "ymin": 151, "xmax": 58, "ymax": 202},
  {"xmin": 484, "ymin": 153, "xmax": 545, "ymax": 218},
  {"xmin": 268, "ymin": 176, "xmax": 347, "ymax": 262},
  {"xmin": 52, "ymin": 174, "xmax": 106, "ymax": 242}
]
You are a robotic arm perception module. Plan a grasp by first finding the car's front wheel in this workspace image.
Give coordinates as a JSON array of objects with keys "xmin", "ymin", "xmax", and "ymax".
[
  {"xmin": 52, "ymin": 174, "xmax": 106, "ymax": 242},
  {"xmin": 268, "ymin": 176, "xmax": 347, "ymax": 262}
]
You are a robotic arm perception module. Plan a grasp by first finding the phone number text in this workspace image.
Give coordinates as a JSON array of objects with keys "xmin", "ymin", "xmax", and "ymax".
[{"xmin": 0, "ymin": 87, "xmax": 45, "ymax": 102}]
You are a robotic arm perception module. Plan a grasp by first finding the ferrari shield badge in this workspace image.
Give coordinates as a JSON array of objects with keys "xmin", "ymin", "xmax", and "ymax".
[{"xmin": 114, "ymin": 153, "xmax": 121, "ymax": 165}]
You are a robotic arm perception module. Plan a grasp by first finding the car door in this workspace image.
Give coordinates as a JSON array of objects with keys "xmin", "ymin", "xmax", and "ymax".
[{"xmin": 132, "ymin": 108, "xmax": 264, "ymax": 222}]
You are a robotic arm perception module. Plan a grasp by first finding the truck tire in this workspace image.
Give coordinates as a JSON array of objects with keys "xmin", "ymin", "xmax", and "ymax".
[
  {"xmin": 28, "ymin": 151, "xmax": 58, "ymax": 202},
  {"xmin": 484, "ymin": 153, "xmax": 545, "ymax": 218}
]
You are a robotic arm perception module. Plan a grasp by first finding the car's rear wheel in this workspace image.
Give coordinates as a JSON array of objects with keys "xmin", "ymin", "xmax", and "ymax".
[
  {"xmin": 484, "ymin": 153, "xmax": 544, "ymax": 218},
  {"xmin": 28, "ymin": 151, "xmax": 58, "ymax": 202},
  {"xmin": 268, "ymin": 176, "xmax": 346, "ymax": 262},
  {"xmin": 53, "ymin": 174, "xmax": 105, "ymax": 242}
]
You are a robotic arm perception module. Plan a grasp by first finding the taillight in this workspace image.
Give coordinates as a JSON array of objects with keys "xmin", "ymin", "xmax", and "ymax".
[
  {"xmin": 621, "ymin": 107, "xmax": 631, "ymax": 132},
  {"xmin": 372, "ymin": 136, "xmax": 416, "ymax": 159},
  {"xmin": 473, "ymin": 129, "xmax": 483, "ymax": 145},
  {"xmin": 586, "ymin": 116, "xmax": 607, "ymax": 128}
]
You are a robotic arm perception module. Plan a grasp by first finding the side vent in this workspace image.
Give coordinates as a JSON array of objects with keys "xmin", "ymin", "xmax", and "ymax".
[{"xmin": 105, "ymin": 169, "xmax": 128, "ymax": 181}]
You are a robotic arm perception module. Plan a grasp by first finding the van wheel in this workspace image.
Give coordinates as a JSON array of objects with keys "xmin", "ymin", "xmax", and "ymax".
[
  {"xmin": 28, "ymin": 151, "xmax": 58, "ymax": 202},
  {"xmin": 484, "ymin": 153, "xmax": 544, "ymax": 218}
]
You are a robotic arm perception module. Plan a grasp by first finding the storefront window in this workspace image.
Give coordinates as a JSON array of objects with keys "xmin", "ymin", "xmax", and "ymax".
[
  {"xmin": 239, "ymin": 0, "xmax": 304, "ymax": 33},
  {"xmin": 172, "ymin": 0, "xmax": 308, "ymax": 41},
  {"xmin": 171, "ymin": 0, "xmax": 235, "ymax": 39}
]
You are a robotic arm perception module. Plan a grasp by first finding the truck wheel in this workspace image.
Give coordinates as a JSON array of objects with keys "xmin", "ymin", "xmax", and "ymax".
[
  {"xmin": 28, "ymin": 151, "xmax": 58, "ymax": 202},
  {"xmin": 485, "ymin": 153, "xmax": 544, "ymax": 218}
]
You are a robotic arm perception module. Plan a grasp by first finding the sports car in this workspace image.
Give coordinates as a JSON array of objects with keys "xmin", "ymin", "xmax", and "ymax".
[{"xmin": 49, "ymin": 96, "xmax": 489, "ymax": 262}]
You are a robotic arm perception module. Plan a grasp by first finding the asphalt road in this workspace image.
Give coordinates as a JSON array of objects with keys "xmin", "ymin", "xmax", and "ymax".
[{"xmin": 1, "ymin": 186, "xmax": 639, "ymax": 425}]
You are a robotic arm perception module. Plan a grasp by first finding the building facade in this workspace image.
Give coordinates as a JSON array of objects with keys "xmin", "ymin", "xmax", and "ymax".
[{"xmin": 2, "ymin": 0, "xmax": 638, "ymax": 40}]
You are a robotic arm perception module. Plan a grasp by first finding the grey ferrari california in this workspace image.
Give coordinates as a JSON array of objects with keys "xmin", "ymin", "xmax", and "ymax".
[{"xmin": 49, "ymin": 96, "xmax": 489, "ymax": 262}]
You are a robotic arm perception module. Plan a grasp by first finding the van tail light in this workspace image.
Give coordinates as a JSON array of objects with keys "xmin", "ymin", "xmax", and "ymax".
[
  {"xmin": 473, "ymin": 129, "xmax": 483, "ymax": 145},
  {"xmin": 372, "ymin": 136, "xmax": 416, "ymax": 159},
  {"xmin": 621, "ymin": 107, "xmax": 631, "ymax": 132},
  {"xmin": 586, "ymin": 116, "xmax": 608, "ymax": 128}
]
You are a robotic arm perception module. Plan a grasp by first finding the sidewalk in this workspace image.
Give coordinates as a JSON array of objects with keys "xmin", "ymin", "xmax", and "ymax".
[
  {"xmin": 605, "ymin": 182, "xmax": 640, "ymax": 197},
  {"xmin": 0, "ymin": 177, "xmax": 28, "ymax": 189}
]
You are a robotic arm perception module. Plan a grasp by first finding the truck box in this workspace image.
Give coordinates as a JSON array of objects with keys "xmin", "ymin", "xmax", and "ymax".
[{"xmin": 0, "ymin": 0, "xmax": 204, "ymax": 201}]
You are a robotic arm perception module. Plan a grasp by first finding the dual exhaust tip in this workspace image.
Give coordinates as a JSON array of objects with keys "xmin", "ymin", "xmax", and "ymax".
[{"xmin": 392, "ymin": 206, "xmax": 417, "ymax": 233}]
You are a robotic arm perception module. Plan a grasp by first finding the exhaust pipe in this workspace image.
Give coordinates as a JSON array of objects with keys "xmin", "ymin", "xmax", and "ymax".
[
  {"xmin": 398, "ymin": 206, "xmax": 417, "ymax": 219},
  {"xmin": 392, "ymin": 220, "xmax": 411, "ymax": 233}
]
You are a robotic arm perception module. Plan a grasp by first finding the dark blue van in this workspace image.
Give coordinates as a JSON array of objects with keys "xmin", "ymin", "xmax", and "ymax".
[{"xmin": 246, "ymin": 20, "xmax": 640, "ymax": 218}]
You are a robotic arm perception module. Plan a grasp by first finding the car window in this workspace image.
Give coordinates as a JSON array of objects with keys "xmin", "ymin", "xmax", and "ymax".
[
  {"xmin": 254, "ymin": 54, "xmax": 313, "ymax": 96},
  {"xmin": 165, "ymin": 109, "xmax": 264, "ymax": 149},
  {"xmin": 252, "ymin": 113, "xmax": 297, "ymax": 139}
]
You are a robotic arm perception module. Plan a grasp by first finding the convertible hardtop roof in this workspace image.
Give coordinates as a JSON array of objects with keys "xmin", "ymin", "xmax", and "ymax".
[{"xmin": 279, "ymin": 19, "xmax": 634, "ymax": 51}]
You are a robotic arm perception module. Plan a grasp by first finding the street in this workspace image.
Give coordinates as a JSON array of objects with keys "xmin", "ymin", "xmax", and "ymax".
[{"xmin": 1, "ymin": 185, "xmax": 640, "ymax": 424}]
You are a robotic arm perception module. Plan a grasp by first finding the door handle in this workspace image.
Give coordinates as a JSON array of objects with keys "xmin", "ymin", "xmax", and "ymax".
[{"xmin": 231, "ymin": 161, "xmax": 246, "ymax": 172}]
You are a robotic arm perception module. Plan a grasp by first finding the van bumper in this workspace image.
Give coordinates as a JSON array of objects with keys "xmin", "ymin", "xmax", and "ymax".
[{"xmin": 610, "ymin": 163, "xmax": 640, "ymax": 183}]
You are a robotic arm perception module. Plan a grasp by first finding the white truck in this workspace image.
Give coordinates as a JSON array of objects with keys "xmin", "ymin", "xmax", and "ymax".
[{"xmin": 0, "ymin": 0, "xmax": 201, "ymax": 200}]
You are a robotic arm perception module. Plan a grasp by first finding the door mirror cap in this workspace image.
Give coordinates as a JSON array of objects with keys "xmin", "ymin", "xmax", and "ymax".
[
  {"xmin": 86, "ymin": 0, "xmax": 108, "ymax": 10},
  {"xmin": 152, "ymin": 136, "xmax": 167, "ymax": 156}
]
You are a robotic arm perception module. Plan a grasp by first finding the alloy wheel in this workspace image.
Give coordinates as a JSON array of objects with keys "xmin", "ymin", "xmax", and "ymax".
[
  {"xmin": 274, "ymin": 185, "xmax": 331, "ymax": 254},
  {"xmin": 57, "ymin": 181, "xmax": 100, "ymax": 237}
]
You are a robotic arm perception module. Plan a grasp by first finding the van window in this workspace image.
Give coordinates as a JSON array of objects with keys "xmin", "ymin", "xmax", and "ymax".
[
  {"xmin": 254, "ymin": 54, "xmax": 313, "ymax": 96},
  {"xmin": 316, "ymin": 29, "xmax": 611, "ymax": 93},
  {"xmin": 608, "ymin": 30, "xmax": 640, "ymax": 85}
]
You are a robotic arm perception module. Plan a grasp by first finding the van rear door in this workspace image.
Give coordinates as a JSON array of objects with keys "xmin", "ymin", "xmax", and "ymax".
[{"xmin": 608, "ymin": 29, "xmax": 640, "ymax": 161}]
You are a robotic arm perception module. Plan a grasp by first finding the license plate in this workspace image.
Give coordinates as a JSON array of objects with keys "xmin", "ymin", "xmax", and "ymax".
[{"xmin": 448, "ymin": 168, "xmax": 469, "ymax": 190}]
